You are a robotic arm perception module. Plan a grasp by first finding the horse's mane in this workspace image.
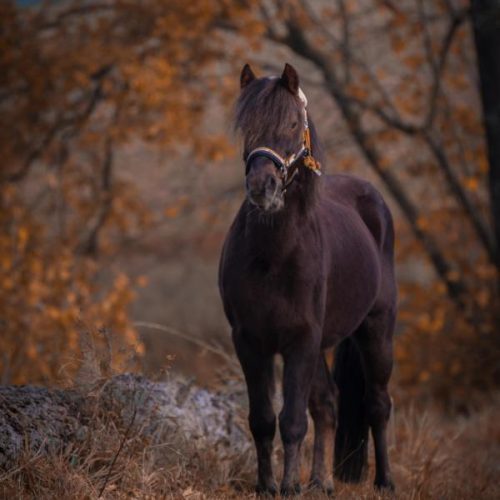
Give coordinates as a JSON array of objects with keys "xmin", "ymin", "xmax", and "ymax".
[{"xmin": 234, "ymin": 77, "xmax": 323, "ymax": 165}]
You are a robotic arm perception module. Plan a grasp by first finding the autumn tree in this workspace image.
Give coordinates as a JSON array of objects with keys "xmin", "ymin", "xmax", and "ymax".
[{"xmin": 0, "ymin": 0, "xmax": 249, "ymax": 384}]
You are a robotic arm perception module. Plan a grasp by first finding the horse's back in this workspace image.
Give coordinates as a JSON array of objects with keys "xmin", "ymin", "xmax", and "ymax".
[{"xmin": 322, "ymin": 174, "xmax": 394, "ymax": 260}]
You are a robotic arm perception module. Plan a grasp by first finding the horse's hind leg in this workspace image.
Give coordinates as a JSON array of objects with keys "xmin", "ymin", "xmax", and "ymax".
[
  {"xmin": 233, "ymin": 333, "xmax": 277, "ymax": 496},
  {"xmin": 308, "ymin": 354, "xmax": 336, "ymax": 494},
  {"xmin": 355, "ymin": 308, "xmax": 395, "ymax": 490}
]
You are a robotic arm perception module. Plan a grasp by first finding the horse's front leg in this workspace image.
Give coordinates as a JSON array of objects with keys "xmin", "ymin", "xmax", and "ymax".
[
  {"xmin": 308, "ymin": 354, "xmax": 336, "ymax": 495},
  {"xmin": 233, "ymin": 333, "xmax": 277, "ymax": 496},
  {"xmin": 279, "ymin": 333, "xmax": 320, "ymax": 496}
]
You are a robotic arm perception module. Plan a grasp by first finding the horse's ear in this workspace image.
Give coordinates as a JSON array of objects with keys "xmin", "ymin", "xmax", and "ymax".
[
  {"xmin": 240, "ymin": 63, "xmax": 256, "ymax": 89},
  {"xmin": 280, "ymin": 63, "xmax": 299, "ymax": 95}
]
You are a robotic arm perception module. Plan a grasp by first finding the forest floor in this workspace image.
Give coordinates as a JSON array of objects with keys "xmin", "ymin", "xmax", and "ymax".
[{"xmin": 1, "ymin": 375, "xmax": 499, "ymax": 500}]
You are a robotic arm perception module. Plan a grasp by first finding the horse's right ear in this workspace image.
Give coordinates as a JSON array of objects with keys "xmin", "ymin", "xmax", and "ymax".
[
  {"xmin": 240, "ymin": 63, "xmax": 256, "ymax": 89},
  {"xmin": 280, "ymin": 63, "xmax": 299, "ymax": 95}
]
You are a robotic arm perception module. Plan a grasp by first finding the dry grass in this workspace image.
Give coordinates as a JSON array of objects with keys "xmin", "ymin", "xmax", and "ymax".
[
  {"xmin": 1, "ymin": 331, "xmax": 498, "ymax": 499},
  {"xmin": 1, "ymin": 378, "xmax": 499, "ymax": 500}
]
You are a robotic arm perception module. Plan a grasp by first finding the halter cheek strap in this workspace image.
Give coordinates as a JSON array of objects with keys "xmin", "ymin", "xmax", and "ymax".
[{"xmin": 244, "ymin": 85, "xmax": 321, "ymax": 192}]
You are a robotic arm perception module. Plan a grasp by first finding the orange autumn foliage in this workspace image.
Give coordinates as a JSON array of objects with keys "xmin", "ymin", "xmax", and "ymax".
[
  {"xmin": 0, "ymin": 0, "xmax": 257, "ymax": 384},
  {"xmin": 0, "ymin": 185, "xmax": 142, "ymax": 383}
]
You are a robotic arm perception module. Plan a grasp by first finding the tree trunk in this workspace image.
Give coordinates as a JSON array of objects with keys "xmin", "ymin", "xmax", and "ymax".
[
  {"xmin": 0, "ymin": 373, "xmax": 250, "ymax": 469},
  {"xmin": 471, "ymin": 0, "xmax": 500, "ymax": 276}
]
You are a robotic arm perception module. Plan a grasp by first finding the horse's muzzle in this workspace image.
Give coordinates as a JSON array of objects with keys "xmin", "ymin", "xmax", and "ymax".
[
  {"xmin": 247, "ymin": 182, "xmax": 284, "ymax": 213},
  {"xmin": 246, "ymin": 159, "xmax": 284, "ymax": 212},
  {"xmin": 247, "ymin": 189, "xmax": 284, "ymax": 212}
]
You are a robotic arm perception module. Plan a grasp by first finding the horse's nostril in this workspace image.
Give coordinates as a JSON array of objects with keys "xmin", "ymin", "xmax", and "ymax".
[{"xmin": 266, "ymin": 176, "xmax": 277, "ymax": 192}]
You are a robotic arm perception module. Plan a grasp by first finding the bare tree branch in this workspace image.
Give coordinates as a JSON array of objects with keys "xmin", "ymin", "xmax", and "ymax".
[
  {"xmin": 337, "ymin": 0, "xmax": 352, "ymax": 84},
  {"xmin": 421, "ymin": 3, "xmax": 470, "ymax": 130},
  {"xmin": 36, "ymin": 2, "xmax": 117, "ymax": 31},
  {"xmin": 79, "ymin": 135, "xmax": 114, "ymax": 257},
  {"xmin": 2, "ymin": 65, "xmax": 113, "ymax": 184},
  {"xmin": 281, "ymin": 18, "xmax": 468, "ymax": 306},
  {"xmin": 424, "ymin": 131, "xmax": 496, "ymax": 262}
]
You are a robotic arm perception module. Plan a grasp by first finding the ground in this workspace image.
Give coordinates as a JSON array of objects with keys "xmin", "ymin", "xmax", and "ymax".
[{"xmin": 1, "ymin": 379, "xmax": 499, "ymax": 499}]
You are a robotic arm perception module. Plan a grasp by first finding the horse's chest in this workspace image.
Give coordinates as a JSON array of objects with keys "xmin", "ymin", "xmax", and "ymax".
[{"xmin": 224, "ymin": 252, "xmax": 323, "ymax": 334}]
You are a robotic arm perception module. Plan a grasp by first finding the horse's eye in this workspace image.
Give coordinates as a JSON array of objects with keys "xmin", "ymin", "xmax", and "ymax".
[{"xmin": 291, "ymin": 121, "xmax": 298, "ymax": 130}]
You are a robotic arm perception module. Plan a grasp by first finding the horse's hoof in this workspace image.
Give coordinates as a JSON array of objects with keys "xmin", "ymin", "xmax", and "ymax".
[
  {"xmin": 307, "ymin": 478, "xmax": 334, "ymax": 496},
  {"xmin": 374, "ymin": 477, "xmax": 395, "ymax": 492},
  {"xmin": 256, "ymin": 482, "xmax": 278, "ymax": 497},
  {"xmin": 280, "ymin": 483, "xmax": 301, "ymax": 497}
]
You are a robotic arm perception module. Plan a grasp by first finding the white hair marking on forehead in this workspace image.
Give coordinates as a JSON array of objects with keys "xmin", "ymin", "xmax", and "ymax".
[
  {"xmin": 297, "ymin": 87, "xmax": 308, "ymax": 107},
  {"xmin": 268, "ymin": 75, "xmax": 308, "ymax": 107}
]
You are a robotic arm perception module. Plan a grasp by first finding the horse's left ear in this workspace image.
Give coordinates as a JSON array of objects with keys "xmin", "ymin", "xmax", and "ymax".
[
  {"xmin": 280, "ymin": 63, "xmax": 299, "ymax": 95},
  {"xmin": 240, "ymin": 63, "xmax": 256, "ymax": 89}
]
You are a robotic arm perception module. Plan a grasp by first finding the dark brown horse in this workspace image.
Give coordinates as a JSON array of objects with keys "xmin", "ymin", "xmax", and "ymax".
[{"xmin": 218, "ymin": 63, "xmax": 396, "ymax": 496}]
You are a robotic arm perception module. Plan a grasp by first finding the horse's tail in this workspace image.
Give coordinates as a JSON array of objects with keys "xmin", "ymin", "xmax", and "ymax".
[{"xmin": 333, "ymin": 337, "xmax": 369, "ymax": 482}]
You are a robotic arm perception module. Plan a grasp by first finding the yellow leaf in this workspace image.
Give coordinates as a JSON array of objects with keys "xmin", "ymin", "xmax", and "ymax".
[
  {"xmin": 18, "ymin": 226, "xmax": 29, "ymax": 249},
  {"xmin": 164, "ymin": 206, "xmax": 180, "ymax": 218},
  {"xmin": 464, "ymin": 177, "xmax": 479, "ymax": 191}
]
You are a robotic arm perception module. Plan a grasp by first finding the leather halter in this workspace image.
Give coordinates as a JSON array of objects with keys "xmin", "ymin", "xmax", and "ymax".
[
  {"xmin": 245, "ymin": 145, "xmax": 309, "ymax": 191},
  {"xmin": 244, "ymin": 87, "xmax": 321, "ymax": 193}
]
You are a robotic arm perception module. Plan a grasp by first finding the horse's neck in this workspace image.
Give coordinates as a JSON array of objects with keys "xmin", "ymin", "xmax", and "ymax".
[
  {"xmin": 245, "ymin": 175, "xmax": 319, "ymax": 258},
  {"xmin": 246, "ymin": 208, "xmax": 295, "ymax": 246}
]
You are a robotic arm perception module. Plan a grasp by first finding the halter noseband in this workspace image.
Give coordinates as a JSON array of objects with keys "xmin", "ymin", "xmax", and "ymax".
[
  {"xmin": 244, "ymin": 85, "xmax": 321, "ymax": 193},
  {"xmin": 245, "ymin": 145, "xmax": 309, "ymax": 189}
]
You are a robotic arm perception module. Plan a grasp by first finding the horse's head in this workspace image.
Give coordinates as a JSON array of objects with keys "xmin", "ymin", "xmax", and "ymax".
[{"xmin": 235, "ymin": 63, "xmax": 311, "ymax": 213}]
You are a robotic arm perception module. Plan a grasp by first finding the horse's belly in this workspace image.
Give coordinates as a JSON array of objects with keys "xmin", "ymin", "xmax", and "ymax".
[{"xmin": 321, "ymin": 259, "xmax": 381, "ymax": 347}]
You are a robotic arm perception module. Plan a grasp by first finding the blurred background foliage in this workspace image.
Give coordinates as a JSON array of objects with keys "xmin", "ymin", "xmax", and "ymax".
[{"xmin": 1, "ymin": 0, "xmax": 499, "ymax": 410}]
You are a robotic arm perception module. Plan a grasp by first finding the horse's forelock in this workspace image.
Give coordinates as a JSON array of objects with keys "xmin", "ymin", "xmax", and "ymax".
[{"xmin": 234, "ymin": 78, "xmax": 302, "ymax": 140}]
